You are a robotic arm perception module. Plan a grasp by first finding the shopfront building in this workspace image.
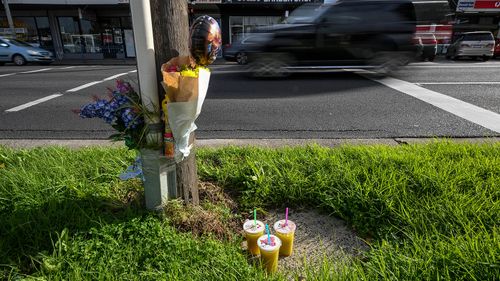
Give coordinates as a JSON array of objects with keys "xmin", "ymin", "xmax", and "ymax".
[
  {"xmin": 190, "ymin": 0, "xmax": 321, "ymax": 46},
  {"xmin": 454, "ymin": 0, "xmax": 500, "ymax": 40},
  {"xmin": 0, "ymin": 0, "xmax": 134, "ymax": 60}
]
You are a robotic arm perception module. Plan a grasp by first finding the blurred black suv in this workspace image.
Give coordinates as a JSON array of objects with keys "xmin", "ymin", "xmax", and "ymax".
[{"xmin": 246, "ymin": 0, "xmax": 418, "ymax": 77}]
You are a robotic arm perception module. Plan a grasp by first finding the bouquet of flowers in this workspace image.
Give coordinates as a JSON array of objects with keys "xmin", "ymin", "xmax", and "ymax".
[
  {"xmin": 76, "ymin": 80, "xmax": 154, "ymax": 150},
  {"xmin": 161, "ymin": 56, "xmax": 210, "ymax": 162}
]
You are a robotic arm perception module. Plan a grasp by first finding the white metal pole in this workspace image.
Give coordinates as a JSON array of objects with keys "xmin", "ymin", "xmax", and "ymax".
[
  {"xmin": 130, "ymin": 0, "xmax": 173, "ymax": 210},
  {"xmin": 2, "ymin": 0, "xmax": 16, "ymax": 37},
  {"xmin": 130, "ymin": 0, "xmax": 159, "ymax": 124}
]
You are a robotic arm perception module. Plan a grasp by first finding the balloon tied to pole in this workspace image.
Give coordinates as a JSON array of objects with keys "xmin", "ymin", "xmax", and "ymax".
[{"xmin": 160, "ymin": 16, "xmax": 222, "ymax": 163}]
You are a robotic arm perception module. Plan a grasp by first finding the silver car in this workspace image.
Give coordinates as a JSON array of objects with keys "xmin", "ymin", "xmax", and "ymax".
[
  {"xmin": 446, "ymin": 31, "xmax": 495, "ymax": 61},
  {"xmin": 0, "ymin": 36, "xmax": 54, "ymax": 66}
]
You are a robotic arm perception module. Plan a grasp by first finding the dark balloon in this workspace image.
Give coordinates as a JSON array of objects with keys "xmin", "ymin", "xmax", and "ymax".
[{"xmin": 189, "ymin": 15, "xmax": 221, "ymax": 66}]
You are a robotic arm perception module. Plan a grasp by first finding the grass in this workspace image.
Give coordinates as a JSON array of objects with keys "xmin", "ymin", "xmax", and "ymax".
[{"xmin": 1, "ymin": 141, "xmax": 499, "ymax": 280}]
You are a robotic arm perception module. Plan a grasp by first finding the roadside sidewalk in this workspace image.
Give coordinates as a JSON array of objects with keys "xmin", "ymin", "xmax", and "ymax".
[{"xmin": 0, "ymin": 138, "xmax": 499, "ymax": 149}]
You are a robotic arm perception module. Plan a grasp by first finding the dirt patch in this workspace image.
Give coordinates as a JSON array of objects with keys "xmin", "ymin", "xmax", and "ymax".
[
  {"xmin": 267, "ymin": 209, "xmax": 368, "ymax": 279},
  {"xmin": 162, "ymin": 182, "xmax": 368, "ymax": 279},
  {"xmin": 162, "ymin": 182, "xmax": 241, "ymax": 240}
]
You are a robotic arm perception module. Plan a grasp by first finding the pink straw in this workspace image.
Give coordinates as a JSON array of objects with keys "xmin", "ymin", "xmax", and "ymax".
[{"xmin": 285, "ymin": 207, "xmax": 289, "ymax": 226}]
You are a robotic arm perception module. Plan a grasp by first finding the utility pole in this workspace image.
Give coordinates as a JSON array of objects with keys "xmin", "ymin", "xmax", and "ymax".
[
  {"xmin": 2, "ymin": 0, "xmax": 15, "ymax": 37},
  {"xmin": 150, "ymin": 0, "xmax": 199, "ymax": 205},
  {"xmin": 130, "ymin": 0, "xmax": 173, "ymax": 210}
]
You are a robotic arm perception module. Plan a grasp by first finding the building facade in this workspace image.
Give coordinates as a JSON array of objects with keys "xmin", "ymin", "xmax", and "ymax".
[
  {"xmin": 0, "ymin": 0, "xmax": 133, "ymax": 60},
  {"xmin": 1, "ymin": 0, "xmax": 457, "ymax": 61},
  {"xmin": 453, "ymin": 0, "xmax": 500, "ymax": 40}
]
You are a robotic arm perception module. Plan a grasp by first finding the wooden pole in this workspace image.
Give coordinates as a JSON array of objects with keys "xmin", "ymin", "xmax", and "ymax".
[{"xmin": 150, "ymin": 0, "xmax": 199, "ymax": 205}]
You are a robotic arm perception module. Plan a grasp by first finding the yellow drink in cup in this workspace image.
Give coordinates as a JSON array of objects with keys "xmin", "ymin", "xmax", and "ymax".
[
  {"xmin": 273, "ymin": 219, "xmax": 296, "ymax": 256},
  {"xmin": 243, "ymin": 220, "xmax": 265, "ymax": 256},
  {"xmin": 257, "ymin": 234, "xmax": 281, "ymax": 273}
]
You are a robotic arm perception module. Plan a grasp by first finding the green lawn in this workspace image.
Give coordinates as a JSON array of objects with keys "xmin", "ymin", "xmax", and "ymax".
[{"xmin": 1, "ymin": 141, "xmax": 499, "ymax": 280}]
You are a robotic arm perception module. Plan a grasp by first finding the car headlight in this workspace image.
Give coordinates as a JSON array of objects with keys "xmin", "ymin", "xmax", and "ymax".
[{"xmin": 27, "ymin": 50, "xmax": 41, "ymax": 55}]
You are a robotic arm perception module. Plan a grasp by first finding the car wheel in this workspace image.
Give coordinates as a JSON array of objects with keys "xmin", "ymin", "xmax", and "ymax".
[
  {"xmin": 236, "ymin": 52, "xmax": 248, "ymax": 65},
  {"xmin": 13, "ymin": 55, "xmax": 26, "ymax": 66},
  {"xmin": 370, "ymin": 51, "xmax": 407, "ymax": 76},
  {"xmin": 0, "ymin": 62, "xmax": 5, "ymax": 66},
  {"xmin": 428, "ymin": 55, "xmax": 435, "ymax": 62},
  {"xmin": 249, "ymin": 54, "xmax": 292, "ymax": 78},
  {"xmin": 482, "ymin": 56, "xmax": 490, "ymax": 62}
]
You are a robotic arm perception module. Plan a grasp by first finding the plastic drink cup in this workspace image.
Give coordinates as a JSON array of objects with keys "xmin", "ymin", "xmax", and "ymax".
[
  {"xmin": 273, "ymin": 219, "xmax": 296, "ymax": 256},
  {"xmin": 257, "ymin": 234, "xmax": 281, "ymax": 273},
  {"xmin": 243, "ymin": 220, "xmax": 265, "ymax": 256}
]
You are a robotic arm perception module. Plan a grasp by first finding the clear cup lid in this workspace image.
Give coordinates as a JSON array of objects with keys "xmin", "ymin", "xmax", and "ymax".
[
  {"xmin": 243, "ymin": 220, "xmax": 264, "ymax": 234},
  {"xmin": 273, "ymin": 219, "xmax": 296, "ymax": 234},
  {"xmin": 257, "ymin": 234, "xmax": 281, "ymax": 251}
]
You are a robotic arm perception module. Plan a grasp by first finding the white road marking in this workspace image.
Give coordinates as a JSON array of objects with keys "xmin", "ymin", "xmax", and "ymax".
[
  {"xmin": 0, "ymin": 73, "xmax": 16, "ymax": 77},
  {"xmin": 408, "ymin": 64, "xmax": 500, "ymax": 69},
  {"xmin": 103, "ymin": 72, "xmax": 131, "ymax": 81},
  {"xmin": 416, "ymin": 81, "xmax": 500, "ymax": 85},
  {"xmin": 66, "ymin": 81, "xmax": 102, "ymax": 92},
  {"xmin": 20, "ymin": 68, "xmax": 53, "ymax": 74},
  {"xmin": 61, "ymin": 66, "xmax": 77, "ymax": 69},
  {"xmin": 5, "ymin": 93, "xmax": 63, "ymax": 112},
  {"xmin": 4, "ymin": 70, "xmax": 136, "ymax": 112},
  {"xmin": 367, "ymin": 75, "xmax": 500, "ymax": 133}
]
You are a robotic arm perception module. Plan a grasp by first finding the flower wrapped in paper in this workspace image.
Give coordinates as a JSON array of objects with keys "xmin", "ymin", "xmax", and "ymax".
[
  {"xmin": 161, "ymin": 56, "xmax": 210, "ymax": 162},
  {"xmin": 159, "ymin": 15, "xmax": 221, "ymax": 163}
]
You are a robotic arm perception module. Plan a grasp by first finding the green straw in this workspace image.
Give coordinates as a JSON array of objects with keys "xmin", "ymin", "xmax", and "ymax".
[{"xmin": 253, "ymin": 209, "xmax": 256, "ymax": 227}]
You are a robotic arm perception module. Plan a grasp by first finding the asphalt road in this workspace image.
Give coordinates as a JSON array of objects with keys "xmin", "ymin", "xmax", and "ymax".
[{"xmin": 1, "ymin": 59, "xmax": 499, "ymax": 140}]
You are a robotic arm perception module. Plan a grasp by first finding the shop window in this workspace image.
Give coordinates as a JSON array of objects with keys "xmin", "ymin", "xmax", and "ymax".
[
  {"xmin": 11, "ymin": 17, "xmax": 37, "ymax": 45},
  {"xmin": 36, "ymin": 17, "xmax": 54, "ymax": 52},
  {"xmin": 80, "ymin": 19, "xmax": 102, "ymax": 53},
  {"xmin": 99, "ymin": 17, "xmax": 125, "ymax": 58},
  {"xmin": 58, "ymin": 17, "xmax": 81, "ymax": 53},
  {"xmin": 229, "ymin": 16, "xmax": 280, "ymax": 43}
]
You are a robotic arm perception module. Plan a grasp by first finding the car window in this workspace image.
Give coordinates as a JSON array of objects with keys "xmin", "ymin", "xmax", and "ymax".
[
  {"xmin": 4, "ymin": 38, "xmax": 33, "ymax": 47},
  {"xmin": 463, "ymin": 33, "xmax": 494, "ymax": 41},
  {"xmin": 285, "ymin": 4, "xmax": 330, "ymax": 24}
]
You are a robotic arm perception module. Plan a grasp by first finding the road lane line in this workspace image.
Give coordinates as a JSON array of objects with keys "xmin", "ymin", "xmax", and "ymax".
[
  {"xmin": 66, "ymin": 81, "xmax": 102, "ymax": 92},
  {"xmin": 20, "ymin": 68, "xmax": 53, "ymax": 74},
  {"xmin": 5, "ymin": 93, "xmax": 63, "ymax": 112},
  {"xmin": 61, "ymin": 66, "xmax": 77, "ymax": 69},
  {"xmin": 4, "ymin": 70, "xmax": 136, "ymax": 112},
  {"xmin": 367, "ymin": 75, "xmax": 500, "ymax": 133},
  {"xmin": 103, "ymin": 72, "xmax": 131, "ymax": 81},
  {"xmin": 415, "ymin": 82, "xmax": 500, "ymax": 85},
  {"xmin": 408, "ymin": 65, "xmax": 500, "ymax": 69},
  {"xmin": 0, "ymin": 73, "xmax": 16, "ymax": 77}
]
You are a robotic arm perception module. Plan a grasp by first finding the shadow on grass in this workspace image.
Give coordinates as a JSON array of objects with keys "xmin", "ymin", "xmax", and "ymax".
[{"xmin": 0, "ymin": 192, "xmax": 146, "ymax": 274}]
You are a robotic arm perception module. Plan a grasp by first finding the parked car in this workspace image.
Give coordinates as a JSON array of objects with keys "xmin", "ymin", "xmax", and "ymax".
[
  {"xmin": 446, "ymin": 31, "xmax": 495, "ymax": 61},
  {"xmin": 0, "ymin": 36, "xmax": 54, "ymax": 66},
  {"xmin": 223, "ymin": 35, "xmax": 267, "ymax": 65},
  {"xmin": 246, "ymin": 0, "xmax": 418, "ymax": 77},
  {"xmin": 414, "ymin": 33, "xmax": 437, "ymax": 61},
  {"xmin": 494, "ymin": 38, "xmax": 500, "ymax": 58}
]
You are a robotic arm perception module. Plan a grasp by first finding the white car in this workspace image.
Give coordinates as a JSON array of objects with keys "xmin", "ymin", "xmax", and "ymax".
[{"xmin": 446, "ymin": 31, "xmax": 495, "ymax": 61}]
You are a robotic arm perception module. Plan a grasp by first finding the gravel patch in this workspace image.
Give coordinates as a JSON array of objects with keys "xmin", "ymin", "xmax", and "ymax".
[{"xmin": 243, "ymin": 209, "xmax": 369, "ymax": 279}]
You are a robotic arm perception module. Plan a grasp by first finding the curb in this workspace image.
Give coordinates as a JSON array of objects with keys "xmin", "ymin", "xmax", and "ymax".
[{"xmin": 0, "ymin": 138, "xmax": 499, "ymax": 149}]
